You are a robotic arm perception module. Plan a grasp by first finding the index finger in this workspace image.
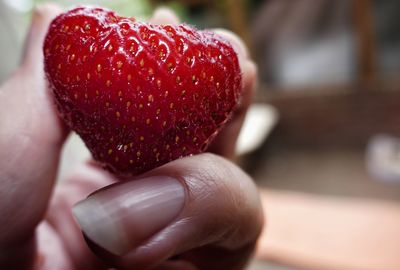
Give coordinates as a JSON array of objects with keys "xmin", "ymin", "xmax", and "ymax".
[{"xmin": 0, "ymin": 4, "xmax": 66, "ymax": 265}]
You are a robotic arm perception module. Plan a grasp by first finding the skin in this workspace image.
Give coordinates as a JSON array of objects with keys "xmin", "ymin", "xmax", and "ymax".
[{"xmin": 0, "ymin": 4, "xmax": 262, "ymax": 270}]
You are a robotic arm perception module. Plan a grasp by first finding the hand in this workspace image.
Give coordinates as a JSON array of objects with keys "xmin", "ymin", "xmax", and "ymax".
[{"xmin": 0, "ymin": 5, "xmax": 262, "ymax": 270}]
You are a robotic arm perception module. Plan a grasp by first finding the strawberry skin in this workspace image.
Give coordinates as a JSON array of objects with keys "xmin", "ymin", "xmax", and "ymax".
[{"xmin": 44, "ymin": 7, "xmax": 242, "ymax": 176}]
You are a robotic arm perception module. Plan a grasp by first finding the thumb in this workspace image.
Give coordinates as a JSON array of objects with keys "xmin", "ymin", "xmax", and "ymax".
[{"xmin": 72, "ymin": 154, "xmax": 263, "ymax": 269}]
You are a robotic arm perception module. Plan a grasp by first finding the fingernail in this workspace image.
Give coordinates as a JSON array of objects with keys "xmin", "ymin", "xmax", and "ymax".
[{"xmin": 72, "ymin": 176, "xmax": 185, "ymax": 256}]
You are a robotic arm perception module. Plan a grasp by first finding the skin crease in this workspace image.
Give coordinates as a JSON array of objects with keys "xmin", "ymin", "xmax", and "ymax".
[{"xmin": 0, "ymin": 4, "xmax": 262, "ymax": 270}]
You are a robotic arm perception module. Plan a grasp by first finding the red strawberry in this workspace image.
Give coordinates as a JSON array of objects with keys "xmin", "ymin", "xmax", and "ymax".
[{"xmin": 43, "ymin": 7, "xmax": 242, "ymax": 176}]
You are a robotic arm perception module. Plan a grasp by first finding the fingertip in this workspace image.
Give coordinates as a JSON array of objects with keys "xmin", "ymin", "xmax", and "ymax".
[
  {"xmin": 34, "ymin": 3, "xmax": 62, "ymax": 17},
  {"xmin": 22, "ymin": 4, "xmax": 62, "ymax": 67},
  {"xmin": 243, "ymin": 60, "xmax": 258, "ymax": 91},
  {"xmin": 30, "ymin": 3, "xmax": 62, "ymax": 41},
  {"xmin": 149, "ymin": 7, "xmax": 181, "ymax": 25},
  {"xmin": 213, "ymin": 28, "xmax": 249, "ymax": 60}
]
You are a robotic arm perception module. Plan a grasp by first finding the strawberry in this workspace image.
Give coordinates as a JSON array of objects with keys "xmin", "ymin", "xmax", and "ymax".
[{"xmin": 43, "ymin": 7, "xmax": 242, "ymax": 176}]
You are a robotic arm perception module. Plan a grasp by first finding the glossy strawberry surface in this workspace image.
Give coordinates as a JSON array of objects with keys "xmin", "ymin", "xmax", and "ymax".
[{"xmin": 44, "ymin": 7, "xmax": 242, "ymax": 175}]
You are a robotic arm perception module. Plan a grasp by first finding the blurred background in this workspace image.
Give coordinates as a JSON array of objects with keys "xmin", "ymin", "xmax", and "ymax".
[{"xmin": 1, "ymin": 0, "xmax": 400, "ymax": 269}]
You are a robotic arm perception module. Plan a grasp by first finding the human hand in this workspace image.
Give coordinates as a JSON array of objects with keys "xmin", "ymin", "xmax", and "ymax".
[{"xmin": 0, "ymin": 5, "xmax": 262, "ymax": 270}]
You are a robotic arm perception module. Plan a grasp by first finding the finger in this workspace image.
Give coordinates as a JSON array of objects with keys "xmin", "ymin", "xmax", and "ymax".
[
  {"xmin": 208, "ymin": 29, "xmax": 258, "ymax": 157},
  {"xmin": 0, "ymin": 4, "xmax": 65, "ymax": 266},
  {"xmin": 35, "ymin": 221, "xmax": 75, "ymax": 270},
  {"xmin": 148, "ymin": 7, "xmax": 181, "ymax": 25},
  {"xmin": 45, "ymin": 162, "xmax": 116, "ymax": 270},
  {"xmin": 21, "ymin": 3, "xmax": 61, "ymax": 72},
  {"xmin": 213, "ymin": 29, "xmax": 250, "ymax": 64},
  {"xmin": 72, "ymin": 153, "xmax": 264, "ymax": 269}
]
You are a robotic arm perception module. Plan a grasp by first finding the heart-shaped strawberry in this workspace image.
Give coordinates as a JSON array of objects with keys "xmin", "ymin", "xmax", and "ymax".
[{"xmin": 44, "ymin": 7, "xmax": 242, "ymax": 176}]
